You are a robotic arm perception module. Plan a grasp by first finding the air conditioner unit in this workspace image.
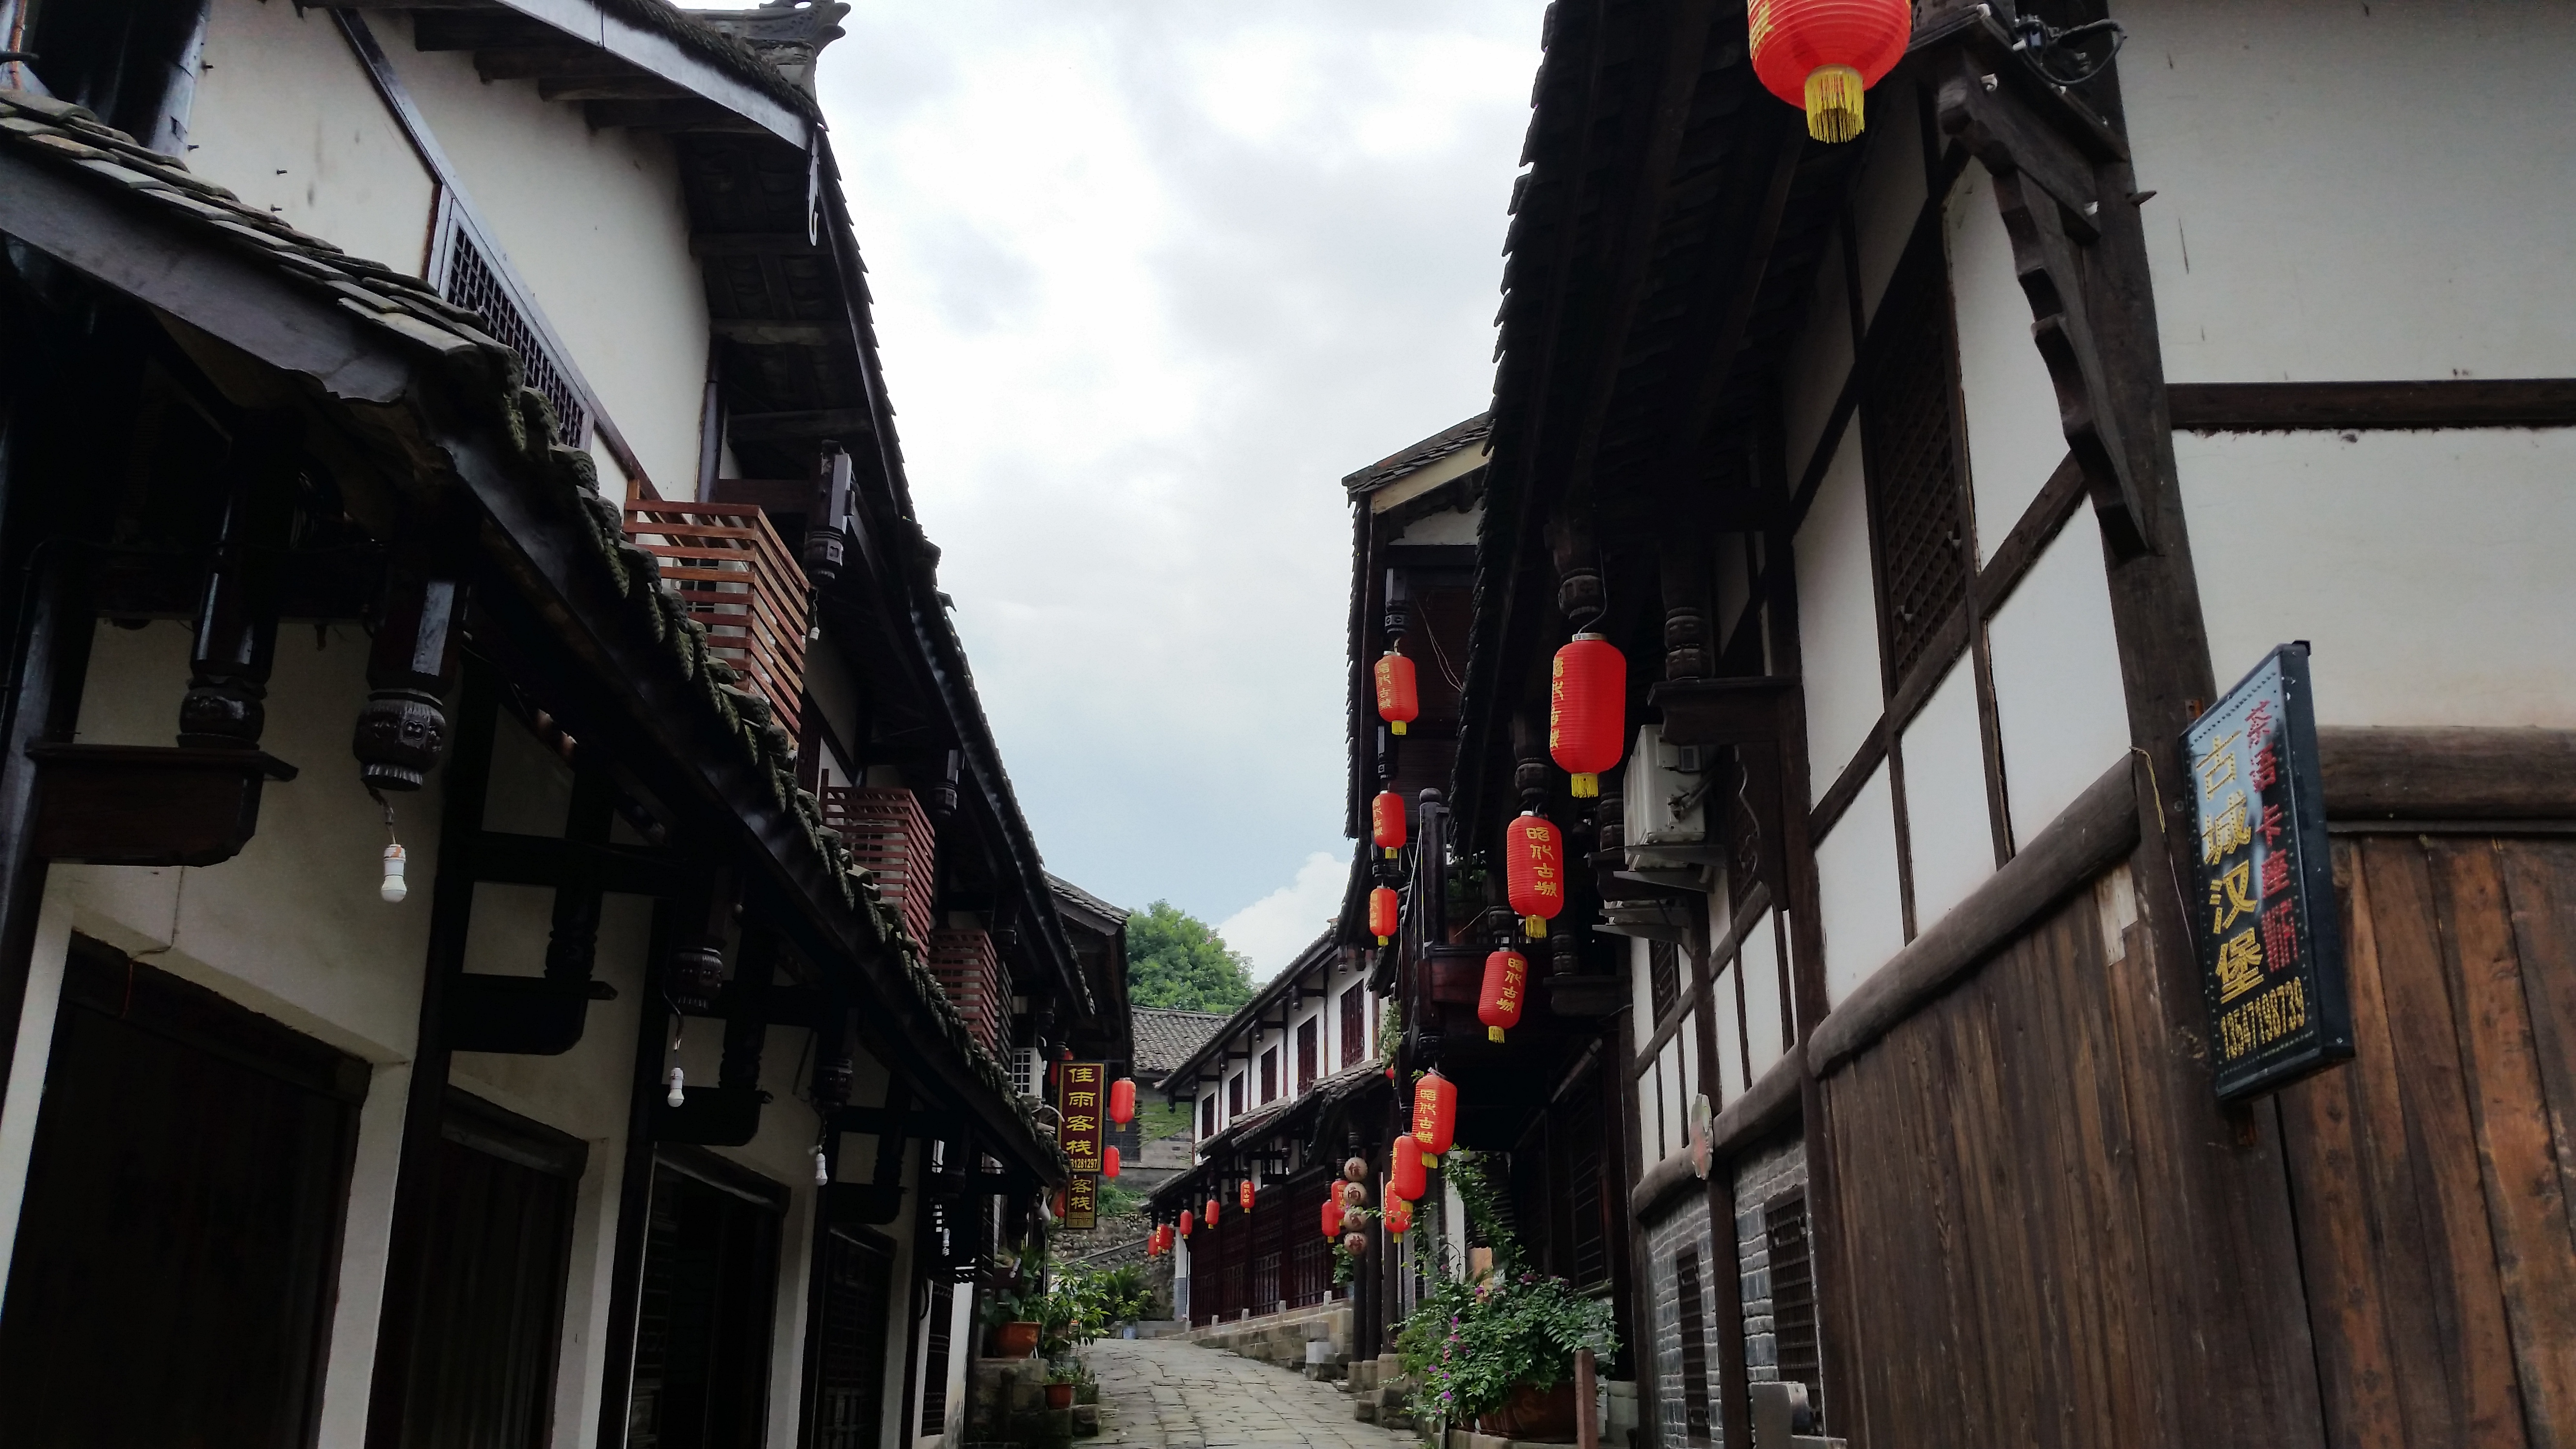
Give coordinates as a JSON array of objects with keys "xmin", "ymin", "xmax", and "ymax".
[
  {"xmin": 1010, "ymin": 1047, "xmax": 1045, "ymax": 1102},
  {"xmin": 1622, "ymin": 723, "xmax": 1718, "ymax": 879}
]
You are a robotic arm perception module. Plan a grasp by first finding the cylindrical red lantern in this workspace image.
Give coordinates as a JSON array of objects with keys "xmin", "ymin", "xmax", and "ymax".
[
  {"xmin": 1180, "ymin": 1209, "xmax": 1194, "ymax": 1238},
  {"xmin": 1239, "ymin": 1179, "xmax": 1255, "ymax": 1213},
  {"xmin": 1104, "ymin": 1145, "xmax": 1122, "ymax": 1178},
  {"xmin": 1321, "ymin": 1198, "xmax": 1345, "ymax": 1238},
  {"xmin": 1548, "ymin": 632, "xmax": 1626, "ymax": 798},
  {"xmin": 1480, "ymin": 948, "xmax": 1529, "ymax": 1044},
  {"xmin": 1369, "ymin": 886, "xmax": 1400, "ymax": 944},
  {"xmin": 1343, "ymin": 1231, "xmax": 1368, "ymax": 1256},
  {"xmin": 1206, "ymin": 1196, "xmax": 1220, "ymax": 1227},
  {"xmin": 1388, "ymin": 1135, "xmax": 1425, "ymax": 1202},
  {"xmin": 1748, "ymin": 0, "xmax": 1912, "ymax": 144},
  {"xmin": 1108, "ymin": 1078, "xmax": 1136, "ymax": 1125},
  {"xmin": 1412, "ymin": 1068, "xmax": 1457, "ymax": 1158},
  {"xmin": 1384, "ymin": 1194, "xmax": 1414, "ymax": 1235},
  {"xmin": 1372, "ymin": 791, "xmax": 1407, "ymax": 857},
  {"xmin": 1506, "ymin": 813, "xmax": 1564, "ymax": 939},
  {"xmin": 1052, "ymin": 1191, "xmax": 1066, "ymax": 1219},
  {"xmin": 1374, "ymin": 649, "xmax": 1419, "ymax": 735}
]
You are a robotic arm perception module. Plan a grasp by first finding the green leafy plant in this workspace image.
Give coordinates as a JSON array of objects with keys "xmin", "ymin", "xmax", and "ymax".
[
  {"xmin": 1125, "ymin": 902, "xmax": 1257, "ymax": 1012},
  {"xmin": 1035, "ymin": 1260, "xmax": 1157, "ymax": 1354},
  {"xmin": 1444, "ymin": 1151, "xmax": 1520, "ymax": 1272},
  {"xmin": 1395, "ymin": 1272, "xmax": 1620, "ymax": 1426}
]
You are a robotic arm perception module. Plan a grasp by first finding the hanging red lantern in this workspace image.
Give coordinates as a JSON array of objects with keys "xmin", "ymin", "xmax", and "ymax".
[
  {"xmin": 1479, "ymin": 949, "xmax": 1529, "ymax": 1044},
  {"xmin": 1372, "ymin": 791, "xmax": 1407, "ymax": 857},
  {"xmin": 1412, "ymin": 1068, "xmax": 1457, "ymax": 1158},
  {"xmin": 1374, "ymin": 649, "xmax": 1419, "ymax": 735},
  {"xmin": 1240, "ymin": 1179, "xmax": 1256, "ymax": 1213},
  {"xmin": 1321, "ymin": 1198, "xmax": 1345, "ymax": 1238},
  {"xmin": 1506, "ymin": 813, "xmax": 1565, "ymax": 938},
  {"xmin": 1384, "ymin": 1194, "xmax": 1414, "ymax": 1235},
  {"xmin": 1104, "ymin": 1146, "xmax": 1122, "ymax": 1178},
  {"xmin": 1180, "ymin": 1209, "xmax": 1195, "ymax": 1238},
  {"xmin": 1388, "ymin": 1135, "xmax": 1426, "ymax": 1202},
  {"xmin": 1548, "ymin": 633, "xmax": 1626, "ymax": 798},
  {"xmin": 1052, "ymin": 1191, "xmax": 1066, "ymax": 1219},
  {"xmin": 1109, "ymin": 1078, "xmax": 1136, "ymax": 1125},
  {"xmin": 1748, "ymin": 0, "xmax": 1912, "ymax": 144},
  {"xmin": 1206, "ymin": 1196, "xmax": 1220, "ymax": 1227},
  {"xmin": 1368, "ymin": 886, "xmax": 1400, "ymax": 944},
  {"xmin": 1343, "ymin": 1231, "xmax": 1369, "ymax": 1256}
]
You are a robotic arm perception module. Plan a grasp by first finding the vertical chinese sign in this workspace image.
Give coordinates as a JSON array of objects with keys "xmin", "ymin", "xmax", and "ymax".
[
  {"xmin": 1059, "ymin": 1061, "xmax": 1105, "ymax": 1173},
  {"xmin": 1065, "ymin": 1174, "xmax": 1097, "ymax": 1231},
  {"xmin": 2182, "ymin": 643, "xmax": 2354, "ymax": 1099}
]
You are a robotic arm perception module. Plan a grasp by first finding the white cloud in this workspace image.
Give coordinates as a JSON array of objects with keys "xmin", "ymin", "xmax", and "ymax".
[{"xmin": 1218, "ymin": 851, "xmax": 1350, "ymax": 980}]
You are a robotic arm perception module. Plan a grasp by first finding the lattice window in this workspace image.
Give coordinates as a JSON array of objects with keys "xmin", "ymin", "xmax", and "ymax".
[
  {"xmin": 1259, "ymin": 1046, "xmax": 1277, "ymax": 1103},
  {"xmin": 1650, "ymin": 939, "xmax": 1681, "ymax": 1022},
  {"xmin": 1766, "ymin": 1192, "xmax": 1822, "ymax": 1422},
  {"xmin": 1338, "ymin": 986, "xmax": 1364, "ymax": 1068},
  {"xmin": 1861, "ymin": 246, "xmax": 1972, "ymax": 681},
  {"xmin": 925, "ymin": 928, "xmax": 1005, "ymax": 1057},
  {"xmin": 1676, "ymin": 1247, "xmax": 1714, "ymax": 1443},
  {"xmin": 1296, "ymin": 1017, "xmax": 1318, "ymax": 1094},
  {"xmin": 625, "ymin": 501, "xmax": 809, "ymax": 737},
  {"xmin": 821, "ymin": 787, "xmax": 936, "ymax": 949},
  {"xmin": 916, "ymin": 1278, "xmax": 953, "ymax": 1435},
  {"xmin": 1564, "ymin": 1081, "xmax": 1611, "ymax": 1291},
  {"xmin": 439, "ymin": 228, "xmax": 588, "ymax": 445}
]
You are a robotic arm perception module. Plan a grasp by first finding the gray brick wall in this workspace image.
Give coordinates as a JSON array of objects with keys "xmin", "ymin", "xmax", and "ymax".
[
  {"xmin": 1731, "ymin": 1136, "xmax": 1806, "ymax": 1392},
  {"xmin": 1639, "ymin": 1193, "xmax": 1721, "ymax": 1449}
]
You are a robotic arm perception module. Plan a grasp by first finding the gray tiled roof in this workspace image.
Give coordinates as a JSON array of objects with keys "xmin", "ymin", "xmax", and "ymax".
[
  {"xmin": 1340, "ymin": 413, "xmax": 1493, "ymax": 496},
  {"xmin": 1131, "ymin": 1008, "xmax": 1226, "ymax": 1080}
]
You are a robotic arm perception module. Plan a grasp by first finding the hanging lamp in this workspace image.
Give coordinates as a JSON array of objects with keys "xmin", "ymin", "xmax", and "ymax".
[
  {"xmin": 1385, "ymin": 1194, "xmax": 1413, "ymax": 1236},
  {"xmin": 1412, "ymin": 1068, "xmax": 1457, "ymax": 1159},
  {"xmin": 1479, "ymin": 948, "xmax": 1529, "ymax": 1044},
  {"xmin": 1104, "ymin": 1146, "xmax": 1122, "ymax": 1178},
  {"xmin": 1388, "ymin": 1135, "xmax": 1426, "ymax": 1202},
  {"xmin": 1506, "ymin": 813, "xmax": 1565, "ymax": 938},
  {"xmin": 1372, "ymin": 791, "xmax": 1407, "ymax": 858},
  {"xmin": 1109, "ymin": 1078, "xmax": 1136, "ymax": 1125},
  {"xmin": 1321, "ymin": 1198, "xmax": 1344, "ymax": 1238},
  {"xmin": 1748, "ymin": 0, "xmax": 1913, "ymax": 143},
  {"xmin": 1180, "ymin": 1209, "xmax": 1194, "ymax": 1238},
  {"xmin": 1369, "ymin": 886, "xmax": 1400, "ymax": 945},
  {"xmin": 1374, "ymin": 648, "xmax": 1419, "ymax": 735},
  {"xmin": 1240, "ymin": 1179, "xmax": 1256, "ymax": 1213},
  {"xmin": 1549, "ymin": 633, "xmax": 1626, "ymax": 798}
]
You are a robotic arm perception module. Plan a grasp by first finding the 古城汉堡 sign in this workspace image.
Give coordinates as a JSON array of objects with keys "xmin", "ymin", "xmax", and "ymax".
[{"xmin": 2181, "ymin": 643, "xmax": 2353, "ymax": 1099}]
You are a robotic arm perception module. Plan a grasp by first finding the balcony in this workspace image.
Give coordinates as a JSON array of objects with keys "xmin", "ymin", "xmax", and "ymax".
[{"xmin": 622, "ymin": 500, "xmax": 808, "ymax": 736}]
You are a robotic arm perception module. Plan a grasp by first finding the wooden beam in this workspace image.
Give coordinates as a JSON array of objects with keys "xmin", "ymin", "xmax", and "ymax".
[
  {"xmin": 691, "ymin": 231, "xmax": 824, "ymax": 258},
  {"xmin": 543, "ymin": 74, "xmax": 691, "ymax": 103},
  {"xmin": 2168, "ymin": 379, "xmax": 2576, "ymax": 432},
  {"xmin": 2317, "ymin": 726, "xmax": 2576, "ymax": 821},
  {"xmin": 1652, "ymin": 120, "xmax": 1810, "ymax": 490},
  {"xmin": 585, "ymin": 98, "xmax": 773, "ymax": 134},
  {"xmin": 471, "ymin": 45, "xmax": 617, "ymax": 81},
  {"xmin": 710, "ymin": 319, "xmax": 838, "ymax": 346},
  {"xmin": 727, "ymin": 407, "xmax": 875, "ymax": 443}
]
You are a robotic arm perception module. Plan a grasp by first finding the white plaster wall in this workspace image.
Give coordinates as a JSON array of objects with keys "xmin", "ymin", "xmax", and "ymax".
[
  {"xmin": 1784, "ymin": 232, "xmax": 1855, "ymax": 484},
  {"xmin": 186, "ymin": 0, "xmax": 437, "ymax": 276},
  {"xmin": 0, "ymin": 877, "xmax": 76, "ymax": 1312},
  {"xmin": 1657, "ymin": 1036, "xmax": 1684, "ymax": 1162},
  {"xmin": 379, "ymin": 13, "xmax": 713, "ymax": 494},
  {"xmin": 1850, "ymin": 82, "xmax": 1928, "ymax": 329},
  {"xmin": 2121, "ymin": 0, "xmax": 2576, "ymax": 384},
  {"xmin": 1629, "ymin": 935, "xmax": 1656, "ymax": 1026},
  {"xmin": 2179, "ymin": 427, "xmax": 2576, "ymax": 727},
  {"xmin": 1899, "ymin": 656, "xmax": 1994, "ymax": 931},
  {"xmin": 1816, "ymin": 763, "xmax": 1906, "ymax": 1006},
  {"xmin": 1796, "ymin": 430, "xmax": 1884, "ymax": 797},
  {"xmin": 1986, "ymin": 523, "xmax": 2132, "ymax": 843},
  {"xmin": 1394, "ymin": 508, "xmax": 1480, "ymax": 547},
  {"xmin": 1947, "ymin": 161, "xmax": 2064, "ymax": 566},
  {"xmin": 1711, "ymin": 960, "xmax": 1744, "ymax": 1104},
  {"xmin": 1739, "ymin": 910, "xmax": 1785, "ymax": 1080}
]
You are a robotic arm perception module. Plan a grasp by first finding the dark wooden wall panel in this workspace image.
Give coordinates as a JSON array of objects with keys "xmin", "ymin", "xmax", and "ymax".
[{"xmin": 2277, "ymin": 838, "xmax": 2576, "ymax": 1449}]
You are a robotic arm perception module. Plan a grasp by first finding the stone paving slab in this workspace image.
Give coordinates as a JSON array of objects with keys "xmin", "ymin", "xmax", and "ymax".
[{"xmin": 1082, "ymin": 1338, "xmax": 1422, "ymax": 1449}]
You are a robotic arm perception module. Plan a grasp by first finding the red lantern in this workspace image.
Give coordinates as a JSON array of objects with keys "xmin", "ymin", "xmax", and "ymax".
[
  {"xmin": 1343, "ymin": 1230, "xmax": 1368, "ymax": 1256},
  {"xmin": 1240, "ymin": 1179, "xmax": 1256, "ymax": 1213},
  {"xmin": 1548, "ymin": 632, "xmax": 1625, "ymax": 798},
  {"xmin": 1109, "ymin": 1078, "xmax": 1136, "ymax": 1125},
  {"xmin": 1321, "ymin": 1198, "xmax": 1345, "ymax": 1238},
  {"xmin": 1748, "ymin": 0, "xmax": 1912, "ymax": 144},
  {"xmin": 1368, "ymin": 886, "xmax": 1400, "ymax": 944},
  {"xmin": 1372, "ymin": 791, "xmax": 1407, "ymax": 857},
  {"xmin": 1206, "ymin": 1196, "xmax": 1220, "ymax": 1227},
  {"xmin": 1388, "ymin": 1135, "xmax": 1425, "ymax": 1202},
  {"xmin": 1052, "ymin": 1191, "xmax": 1066, "ymax": 1218},
  {"xmin": 1385, "ymin": 1194, "xmax": 1414, "ymax": 1235},
  {"xmin": 1180, "ymin": 1209, "xmax": 1195, "ymax": 1238},
  {"xmin": 1374, "ymin": 649, "xmax": 1419, "ymax": 735},
  {"xmin": 1479, "ymin": 949, "xmax": 1529, "ymax": 1044},
  {"xmin": 1104, "ymin": 1146, "xmax": 1122, "ymax": 1178},
  {"xmin": 1412, "ymin": 1068, "xmax": 1457, "ymax": 1158},
  {"xmin": 1506, "ymin": 813, "xmax": 1565, "ymax": 938}
]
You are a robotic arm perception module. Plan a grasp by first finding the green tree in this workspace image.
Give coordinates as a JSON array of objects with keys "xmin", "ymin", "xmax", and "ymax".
[{"xmin": 1125, "ymin": 901, "xmax": 1256, "ymax": 1014}]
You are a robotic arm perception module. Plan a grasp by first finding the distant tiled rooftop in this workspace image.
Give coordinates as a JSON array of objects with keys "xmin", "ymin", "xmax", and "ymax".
[
  {"xmin": 1132, "ymin": 1008, "xmax": 1226, "ymax": 1081},
  {"xmin": 1341, "ymin": 413, "xmax": 1493, "ymax": 496}
]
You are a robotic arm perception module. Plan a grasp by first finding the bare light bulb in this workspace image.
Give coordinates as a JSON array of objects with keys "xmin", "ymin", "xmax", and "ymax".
[
  {"xmin": 813, "ymin": 1149, "xmax": 830, "ymax": 1186},
  {"xmin": 665, "ymin": 1066, "xmax": 686, "ymax": 1108},
  {"xmin": 379, "ymin": 843, "xmax": 408, "ymax": 903}
]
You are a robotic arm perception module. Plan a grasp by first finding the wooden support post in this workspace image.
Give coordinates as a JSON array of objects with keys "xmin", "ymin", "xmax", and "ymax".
[
  {"xmin": 177, "ymin": 410, "xmax": 299, "ymax": 749},
  {"xmin": 1575, "ymin": 1347, "xmax": 1599, "ymax": 1449}
]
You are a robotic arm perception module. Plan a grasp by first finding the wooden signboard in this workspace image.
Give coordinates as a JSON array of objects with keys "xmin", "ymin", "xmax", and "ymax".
[
  {"xmin": 1058, "ymin": 1061, "xmax": 1106, "ymax": 1174},
  {"xmin": 1065, "ymin": 1174, "xmax": 1097, "ymax": 1231},
  {"xmin": 2181, "ymin": 643, "xmax": 2354, "ymax": 1099}
]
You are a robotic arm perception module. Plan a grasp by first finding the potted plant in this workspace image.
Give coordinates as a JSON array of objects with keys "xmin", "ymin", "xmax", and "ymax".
[
  {"xmin": 982, "ymin": 1239, "xmax": 1047, "ymax": 1357},
  {"xmin": 1043, "ymin": 1361, "xmax": 1078, "ymax": 1411},
  {"xmin": 1396, "ymin": 1272, "xmax": 1619, "ymax": 1441}
]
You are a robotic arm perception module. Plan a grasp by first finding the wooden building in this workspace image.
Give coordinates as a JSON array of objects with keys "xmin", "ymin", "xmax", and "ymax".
[
  {"xmin": 0, "ymin": 6, "xmax": 1125, "ymax": 1447},
  {"xmin": 1367, "ymin": 3, "xmax": 2576, "ymax": 1448}
]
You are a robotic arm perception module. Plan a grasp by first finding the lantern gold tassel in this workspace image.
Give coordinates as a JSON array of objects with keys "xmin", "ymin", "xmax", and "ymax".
[
  {"xmin": 1525, "ymin": 914, "xmax": 1548, "ymax": 938},
  {"xmin": 1571, "ymin": 771, "xmax": 1598, "ymax": 798},
  {"xmin": 1803, "ymin": 64, "xmax": 1866, "ymax": 142}
]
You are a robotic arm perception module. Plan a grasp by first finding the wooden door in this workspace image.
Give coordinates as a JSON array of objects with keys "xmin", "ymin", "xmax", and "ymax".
[
  {"xmin": 627, "ymin": 1153, "xmax": 784, "ymax": 1449},
  {"xmin": 391, "ymin": 1092, "xmax": 585, "ymax": 1449},
  {"xmin": 0, "ymin": 940, "xmax": 364, "ymax": 1448},
  {"xmin": 803, "ymin": 1226, "xmax": 893, "ymax": 1449},
  {"xmin": 2276, "ymin": 837, "xmax": 2576, "ymax": 1449}
]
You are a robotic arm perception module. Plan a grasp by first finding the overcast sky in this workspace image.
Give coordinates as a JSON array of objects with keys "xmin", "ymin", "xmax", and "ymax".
[{"xmin": 811, "ymin": 3, "xmax": 1547, "ymax": 976}]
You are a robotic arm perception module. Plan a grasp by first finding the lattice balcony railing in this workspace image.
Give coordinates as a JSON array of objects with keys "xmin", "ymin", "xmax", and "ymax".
[
  {"xmin": 623, "ymin": 500, "xmax": 808, "ymax": 737},
  {"xmin": 822, "ymin": 786, "xmax": 937, "ymax": 949},
  {"xmin": 926, "ymin": 927, "xmax": 1006, "ymax": 1058}
]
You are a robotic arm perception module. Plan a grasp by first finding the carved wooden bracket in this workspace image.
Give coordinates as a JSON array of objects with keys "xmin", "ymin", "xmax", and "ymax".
[{"xmin": 1936, "ymin": 50, "xmax": 2157, "ymax": 558}]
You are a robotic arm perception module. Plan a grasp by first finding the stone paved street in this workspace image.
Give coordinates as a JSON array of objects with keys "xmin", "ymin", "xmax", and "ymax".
[{"xmin": 1082, "ymin": 1338, "xmax": 1417, "ymax": 1449}]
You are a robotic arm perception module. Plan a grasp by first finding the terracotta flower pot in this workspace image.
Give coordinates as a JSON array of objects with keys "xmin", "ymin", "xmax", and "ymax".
[
  {"xmin": 989, "ymin": 1320, "xmax": 1040, "ymax": 1358},
  {"xmin": 1477, "ymin": 1379, "xmax": 1579, "ymax": 1442},
  {"xmin": 1044, "ymin": 1382, "xmax": 1076, "ymax": 1410}
]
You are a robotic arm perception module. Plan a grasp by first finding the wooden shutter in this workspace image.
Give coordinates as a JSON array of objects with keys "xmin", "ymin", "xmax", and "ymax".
[
  {"xmin": 1675, "ymin": 1247, "xmax": 1714, "ymax": 1443},
  {"xmin": 1860, "ymin": 241, "xmax": 1974, "ymax": 682},
  {"xmin": 627, "ymin": 1154, "xmax": 784, "ymax": 1449},
  {"xmin": 1338, "ymin": 986, "xmax": 1364, "ymax": 1067},
  {"xmin": 1259, "ymin": 1046, "xmax": 1277, "ymax": 1102},
  {"xmin": 915, "ymin": 1279, "xmax": 955, "ymax": 1435},
  {"xmin": 1296, "ymin": 1018, "xmax": 1318, "ymax": 1093},
  {"xmin": 806, "ymin": 1227, "xmax": 895, "ymax": 1449},
  {"xmin": 1766, "ymin": 1192, "xmax": 1822, "ymax": 1422},
  {"xmin": 1649, "ymin": 939, "xmax": 1681, "ymax": 1022}
]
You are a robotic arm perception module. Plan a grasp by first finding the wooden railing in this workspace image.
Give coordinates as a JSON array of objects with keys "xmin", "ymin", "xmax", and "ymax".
[
  {"xmin": 622, "ymin": 500, "xmax": 807, "ymax": 736},
  {"xmin": 927, "ymin": 928, "xmax": 1006, "ymax": 1057},
  {"xmin": 822, "ymin": 786, "xmax": 937, "ymax": 948}
]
